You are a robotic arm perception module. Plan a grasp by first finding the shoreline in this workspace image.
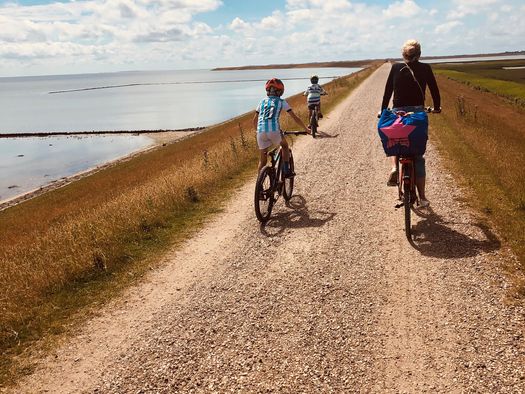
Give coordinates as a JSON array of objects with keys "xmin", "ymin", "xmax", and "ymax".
[
  {"xmin": 0, "ymin": 129, "xmax": 202, "ymax": 211},
  {"xmin": 0, "ymin": 127, "xmax": 205, "ymax": 139},
  {"xmin": 213, "ymin": 51, "xmax": 525, "ymax": 71}
]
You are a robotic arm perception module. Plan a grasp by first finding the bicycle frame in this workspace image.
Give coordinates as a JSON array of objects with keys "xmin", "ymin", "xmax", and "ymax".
[
  {"xmin": 395, "ymin": 156, "xmax": 417, "ymax": 240},
  {"xmin": 268, "ymin": 147, "xmax": 284, "ymax": 196},
  {"xmin": 309, "ymin": 105, "xmax": 319, "ymax": 138},
  {"xmin": 254, "ymin": 131, "xmax": 304, "ymax": 223},
  {"xmin": 397, "ymin": 157, "xmax": 417, "ymax": 205}
]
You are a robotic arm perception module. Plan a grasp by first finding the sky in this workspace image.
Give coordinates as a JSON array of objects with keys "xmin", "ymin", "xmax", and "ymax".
[{"xmin": 0, "ymin": 0, "xmax": 524, "ymax": 77}]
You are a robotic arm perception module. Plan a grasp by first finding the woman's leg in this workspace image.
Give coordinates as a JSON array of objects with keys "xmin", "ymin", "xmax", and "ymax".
[
  {"xmin": 387, "ymin": 156, "xmax": 398, "ymax": 186},
  {"xmin": 415, "ymin": 156, "xmax": 428, "ymax": 203}
]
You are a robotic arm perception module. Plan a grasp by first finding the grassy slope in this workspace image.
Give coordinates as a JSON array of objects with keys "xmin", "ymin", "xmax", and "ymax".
[
  {"xmin": 429, "ymin": 73, "xmax": 525, "ymax": 286},
  {"xmin": 0, "ymin": 64, "xmax": 380, "ymax": 386}
]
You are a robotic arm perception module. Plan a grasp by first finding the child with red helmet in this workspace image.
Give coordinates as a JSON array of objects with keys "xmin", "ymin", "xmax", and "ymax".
[{"xmin": 253, "ymin": 78, "xmax": 309, "ymax": 177}]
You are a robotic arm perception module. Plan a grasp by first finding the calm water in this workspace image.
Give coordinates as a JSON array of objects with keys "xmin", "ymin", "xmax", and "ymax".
[
  {"xmin": 0, "ymin": 135, "xmax": 152, "ymax": 202},
  {"xmin": 0, "ymin": 68, "xmax": 358, "ymax": 133},
  {"xmin": 0, "ymin": 67, "xmax": 358, "ymax": 203}
]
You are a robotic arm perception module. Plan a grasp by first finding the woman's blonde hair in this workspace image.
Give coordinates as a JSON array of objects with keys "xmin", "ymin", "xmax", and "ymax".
[{"xmin": 402, "ymin": 39, "xmax": 421, "ymax": 62}]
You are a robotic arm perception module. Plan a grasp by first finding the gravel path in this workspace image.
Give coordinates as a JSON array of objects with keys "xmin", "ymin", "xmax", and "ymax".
[{"xmin": 11, "ymin": 64, "xmax": 525, "ymax": 393}]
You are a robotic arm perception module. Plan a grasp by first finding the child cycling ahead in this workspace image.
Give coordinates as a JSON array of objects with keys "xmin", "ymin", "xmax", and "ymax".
[
  {"xmin": 253, "ymin": 78, "xmax": 309, "ymax": 178},
  {"xmin": 304, "ymin": 75, "xmax": 327, "ymax": 123}
]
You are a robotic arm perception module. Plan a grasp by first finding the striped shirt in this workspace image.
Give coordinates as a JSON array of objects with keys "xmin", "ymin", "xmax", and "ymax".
[
  {"xmin": 304, "ymin": 83, "xmax": 326, "ymax": 104},
  {"xmin": 256, "ymin": 96, "xmax": 291, "ymax": 133}
]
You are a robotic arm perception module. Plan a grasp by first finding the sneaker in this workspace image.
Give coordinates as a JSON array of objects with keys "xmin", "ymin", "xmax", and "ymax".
[
  {"xmin": 387, "ymin": 169, "xmax": 398, "ymax": 186},
  {"xmin": 419, "ymin": 199, "xmax": 430, "ymax": 208},
  {"xmin": 318, "ymin": 113, "xmax": 323, "ymax": 119},
  {"xmin": 284, "ymin": 170, "xmax": 296, "ymax": 179}
]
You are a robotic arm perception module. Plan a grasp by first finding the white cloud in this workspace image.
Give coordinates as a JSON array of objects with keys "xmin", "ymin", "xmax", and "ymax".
[
  {"xmin": 447, "ymin": 0, "xmax": 500, "ymax": 19},
  {"xmin": 229, "ymin": 17, "xmax": 251, "ymax": 32},
  {"xmin": 0, "ymin": 0, "xmax": 523, "ymax": 76},
  {"xmin": 382, "ymin": 0, "xmax": 421, "ymax": 19},
  {"xmin": 258, "ymin": 11, "xmax": 284, "ymax": 30},
  {"xmin": 435, "ymin": 20, "xmax": 462, "ymax": 34}
]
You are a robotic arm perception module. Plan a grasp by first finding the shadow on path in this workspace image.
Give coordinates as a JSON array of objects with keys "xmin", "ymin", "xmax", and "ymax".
[
  {"xmin": 259, "ymin": 195, "xmax": 336, "ymax": 237},
  {"xmin": 411, "ymin": 208, "xmax": 500, "ymax": 259},
  {"xmin": 313, "ymin": 130, "xmax": 339, "ymax": 139}
]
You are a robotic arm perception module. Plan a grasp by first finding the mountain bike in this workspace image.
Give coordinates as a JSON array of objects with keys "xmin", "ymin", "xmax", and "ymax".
[
  {"xmin": 309, "ymin": 104, "xmax": 320, "ymax": 138},
  {"xmin": 254, "ymin": 131, "xmax": 307, "ymax": 223}
]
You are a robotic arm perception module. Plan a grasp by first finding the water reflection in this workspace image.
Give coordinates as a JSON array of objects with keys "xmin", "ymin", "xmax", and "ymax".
[{"xmin": 0, "ymin": 135, "xmax": 153, "ymax": 202}]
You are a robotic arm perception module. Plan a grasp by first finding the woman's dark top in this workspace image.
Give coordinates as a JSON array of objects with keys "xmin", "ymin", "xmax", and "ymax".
[{"xmin": 381, "ymin": 61, "xmax": 441, "ymax": 110}]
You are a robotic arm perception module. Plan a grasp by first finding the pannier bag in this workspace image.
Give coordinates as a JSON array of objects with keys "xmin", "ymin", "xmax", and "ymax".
[{"xmin": 377, "ymin": 109, "xmax": 428, "ymax": 157}]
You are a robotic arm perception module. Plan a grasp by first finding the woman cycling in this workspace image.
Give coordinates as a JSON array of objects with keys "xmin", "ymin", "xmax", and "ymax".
[{"xmin": 380, "ymin": 39, "xmax": 441, "ymax": 207}]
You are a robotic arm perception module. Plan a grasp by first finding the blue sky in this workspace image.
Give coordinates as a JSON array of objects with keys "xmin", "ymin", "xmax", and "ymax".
[{"xmin": 1, "ymin": 0, "xmax": 524, "ymax": 76}]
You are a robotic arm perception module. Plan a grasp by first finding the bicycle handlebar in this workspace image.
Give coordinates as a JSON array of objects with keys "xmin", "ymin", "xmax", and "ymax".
[
  {"xmin": 283, "ymin": 130, "xmax": 308, "ymax": 135},
  {"xmin": 377, "ymin": 107, "xmax": 442, "ymax": 118}
]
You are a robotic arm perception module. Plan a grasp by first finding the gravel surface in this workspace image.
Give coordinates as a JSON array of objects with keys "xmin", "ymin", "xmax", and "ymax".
[{"xmin": 10, "ymin": 64, "xmax": 525, "ymax": 393}]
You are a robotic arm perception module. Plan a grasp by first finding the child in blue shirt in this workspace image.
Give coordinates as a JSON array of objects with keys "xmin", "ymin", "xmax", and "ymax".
[{"xmin": 253, "ymin": 78, "xmax": 309, "ymax": 177}]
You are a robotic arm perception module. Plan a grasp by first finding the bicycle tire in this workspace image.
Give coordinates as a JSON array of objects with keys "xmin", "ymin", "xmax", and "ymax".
[
  {"xmin": 310, "ymin": 111, "xmax": 317, "ymax": 138},
  {"xmin": 254, "ymin": 166, "xmax": 275, "ymax": 223},
  {"xmin": 283, "ymin": 151, "xmax": 294, "ymax": 201},
  {"xmin": 402, "ymin": 165, "xmax": 412, "ymax": 240}
]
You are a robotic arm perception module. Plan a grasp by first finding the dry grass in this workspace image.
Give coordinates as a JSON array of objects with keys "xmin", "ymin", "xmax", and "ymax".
[
  {"xmin": 0, "ymin": 64, "xmax": 380, "ymax": 377},
  {"xmin": 430, "ymin": 75, "xmax": 525, "ymax": 291}
]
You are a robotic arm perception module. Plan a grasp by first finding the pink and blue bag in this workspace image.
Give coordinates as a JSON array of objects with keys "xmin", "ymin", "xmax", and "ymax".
[{"xmin": 377, "ymin": 109, "xmax": 428, "ymax": 157}]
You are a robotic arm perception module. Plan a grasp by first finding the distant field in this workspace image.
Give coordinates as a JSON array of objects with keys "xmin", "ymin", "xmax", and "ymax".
[{"xmin": 433, "ymin": 59, "xmax": 525, "ymax": 106}]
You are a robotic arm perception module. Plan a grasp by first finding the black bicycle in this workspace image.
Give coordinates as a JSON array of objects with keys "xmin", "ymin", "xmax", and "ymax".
[
  {"xmin": 254, "ymin": 131, "xmax": 307, "ymax": 223},
  {"xmin": 394, "ymin": 155, "xmax": 418, "ymax": 240},
  {"xmin": 309, "ymin": 105, "xmax": 320, "ymax": 138}
]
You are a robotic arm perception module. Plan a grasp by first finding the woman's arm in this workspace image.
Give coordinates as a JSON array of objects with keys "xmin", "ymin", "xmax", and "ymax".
[
  {"xmin": 381, "ymin": 65, "xmax": 395, "ymax": 110},
  {"xmin": 426, "ymin": 65, "xmax": 441, "ymax": 110}
]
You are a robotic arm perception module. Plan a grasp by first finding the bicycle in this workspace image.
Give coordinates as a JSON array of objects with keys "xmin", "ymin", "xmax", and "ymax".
[
  {"xmin": 388, "ymin": 107, "xmax": 440, "ymax": 240},
  {"xmin": 394, "ymin": 155, "xmax": 418, "ymax": 240},
  {"xmin": 309, "ymin": 104, "xmax": 320, "ymax": 138},
  {"xmin": 254, "ymin": 131, "xmax": 307, "ymax": 223}
]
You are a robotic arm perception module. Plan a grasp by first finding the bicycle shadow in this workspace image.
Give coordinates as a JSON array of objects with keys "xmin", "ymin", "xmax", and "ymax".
[
  {"xmin": 314, "ymin": 130, "xmax": 339, "ymax": 139},
  {"xmin": 259, "ymin": 195, "xmax": 336, "ymax": 237},
  {"xmin": 410, "ymin": 208, "xmax": 500, "ymax": 259}
]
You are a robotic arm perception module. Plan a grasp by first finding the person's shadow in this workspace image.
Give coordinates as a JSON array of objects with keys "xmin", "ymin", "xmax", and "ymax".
[
  {"xmin": 260, "ymin": 195, "xmax": 336, "ymax": 237},
  {"xmin": 410, "ymin": 208, "xmax": 500, "ymax": 258}
]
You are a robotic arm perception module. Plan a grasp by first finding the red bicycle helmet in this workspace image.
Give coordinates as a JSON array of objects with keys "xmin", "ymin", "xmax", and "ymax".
[{"xmin": 265, "ymin": 78, "xmax": 285, "ymax": 96}]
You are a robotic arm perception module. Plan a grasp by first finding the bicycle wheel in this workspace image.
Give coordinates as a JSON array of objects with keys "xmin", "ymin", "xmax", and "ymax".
[
  {"xmin": 254, "ymin": 166, "xmax": 275, "ymax": 222},
  {"xmin": 283, "ymin": 151, "xmax": 294, "ymax": 201},
  {"xmin": 310, "ymin": 111, "xmax": 317, "ymax": 138},
  {"xmin": 402, "ymin": 165, "xmax": 412, "ymax": 240}
]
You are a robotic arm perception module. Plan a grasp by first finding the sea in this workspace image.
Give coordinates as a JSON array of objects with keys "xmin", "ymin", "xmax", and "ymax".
[{"xmin": 0, "ymin": 67, "xmax": 359, "ymax": 203}]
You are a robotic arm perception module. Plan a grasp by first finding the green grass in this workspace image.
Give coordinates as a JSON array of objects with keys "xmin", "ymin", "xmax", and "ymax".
[{"xmin": 433, "ymin": 59, "xmax": 525, "ymax": 106}]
